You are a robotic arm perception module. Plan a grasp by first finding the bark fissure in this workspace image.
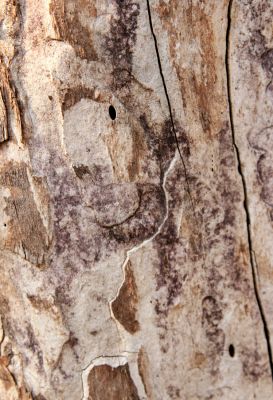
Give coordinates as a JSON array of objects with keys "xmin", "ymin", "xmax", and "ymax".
[
  {"xmin": 109, "ymin": 154, "xmax": 178, "ymax": 337},
  {"xmin": 146, "ymin": 0, "xmax": 195, "ymax": 216},
  {"xmin": 226, "ymin": 0, "xmax": 273, "ymax": 380}
]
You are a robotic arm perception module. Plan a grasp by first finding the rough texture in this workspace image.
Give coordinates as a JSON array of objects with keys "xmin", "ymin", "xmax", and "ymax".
[{"xmin": 0, "ymin": 0, "xmax": 272, "ymax": 399}]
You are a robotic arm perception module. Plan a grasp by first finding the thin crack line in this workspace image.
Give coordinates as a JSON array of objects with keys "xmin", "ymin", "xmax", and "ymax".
[
  {"xmin": 109, "ymin": 153, "xmax": 178, "ymax": 340},
  {"xmin": 226, "ymin": 0, "xmax": 273, "ymax": 380},
  {"xmin": 146, "ymin": 0, "xmax": 196, "ymax": 217}
]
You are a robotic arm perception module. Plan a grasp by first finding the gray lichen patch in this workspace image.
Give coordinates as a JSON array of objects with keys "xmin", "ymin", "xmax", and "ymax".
[{"xmin": 248, "ymin": 126, "xmax": 273, "ymax": 218}]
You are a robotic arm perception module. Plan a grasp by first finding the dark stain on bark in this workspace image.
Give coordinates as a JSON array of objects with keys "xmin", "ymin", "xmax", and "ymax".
[
  {"xmin": 34, "ymin": 395, "xmax": 48, "ymax": 400},
  {"xmin": 241, "ymin": 347, "xmax": 268, "ymax": 382},
  {"xmin": 167, "ymin": 385, "xmax": 181, "ymax": 400},
  {"xmin": 73, "ymin": 164, "xmax": 91, "ymax": 180},
  {"xmin": 248, "ymin": 126, "xmax": 273, "ymax": 221},
  {"xmin": 261, "ymin": 48, "xmax": 273, "ymax": 76},
  {"xmin": 216, "ymin": 125, "xmax": 251, "ymax": 294},
  {"xmin": 25, "ymin": 324, "xmax": 43, "ymax": 370},
  {"xmin": 109, "ymin": 184, "xmax": 165, "ymax": 245},
  {"xmin": 202, "ymin": 296, "xmax": 225, "ymax": 374},
  {"xmin": 105, "ymin": 0, "xmax": 140, "ymax": 92},
  {"xmin": 140, "ymin": 115, "xmax": 189, "ymax": 181},
  {"xmin": 153, "ymin": 162, "xmax": 191, "ymax": 320}
]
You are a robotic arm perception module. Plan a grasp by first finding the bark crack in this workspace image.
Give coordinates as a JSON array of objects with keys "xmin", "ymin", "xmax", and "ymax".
[
  {"xmin": 226, "ymin": 0, "xmax": 273, "ymax": 380},
  {"xmin": 146, "ymin": 0, "xmax": 196, "ymax": 217},
  {"xmin": 109, "ymin": 154, "xmax": 178, "ymax": 339}
]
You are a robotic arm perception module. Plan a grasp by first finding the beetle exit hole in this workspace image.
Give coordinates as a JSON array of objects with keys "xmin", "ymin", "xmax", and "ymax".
[
  {"xmin": 109, "ymin": 105, "xmax": 116, "ymax": 120},
  {"xmin": 229, "ymin": 344, "xmax": 235, "ymax": 358}
]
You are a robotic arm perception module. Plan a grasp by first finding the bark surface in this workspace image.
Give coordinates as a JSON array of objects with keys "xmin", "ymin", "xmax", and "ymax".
[{"xmin": 0, "ymin": 1, "xmax": 273, "ymax": 399}]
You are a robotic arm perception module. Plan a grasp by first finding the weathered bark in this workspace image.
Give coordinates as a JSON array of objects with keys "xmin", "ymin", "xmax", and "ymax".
[{"xmin": 0, "ymin": 1, "xmax": 273, "ymax": 399}]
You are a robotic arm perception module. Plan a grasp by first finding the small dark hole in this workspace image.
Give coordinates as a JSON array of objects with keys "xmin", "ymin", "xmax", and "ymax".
[
  {"xmin": 3, "ymin": 223, "xmax": 6, "ymax": 227},
  {"xmin": 109, "ymin": 105, "xmax": 116, "ymax": 120},
  {"xmin": 229, "ymin": 344, "xmax": 235, "ymax": 357}
]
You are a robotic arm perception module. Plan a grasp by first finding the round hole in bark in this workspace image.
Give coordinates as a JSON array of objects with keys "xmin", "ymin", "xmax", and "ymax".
[
  {"xmin": 109, "ymin": 105, "xmax": 116, "ymax": 120},
  {"xmin": 229, "ymin": 344, "xmax": 235, "ymax": 357}
]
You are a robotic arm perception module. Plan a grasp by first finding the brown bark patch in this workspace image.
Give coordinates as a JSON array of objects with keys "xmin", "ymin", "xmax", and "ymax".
[
  {"xmin": 0, "ymin": 61, "xmax": 22, "ymax": 144},
  {"xmin": 0, "ymin": 363, "xmax": 14, "ymax": 391},
  {"xmin": 88, "ymin": 363, "xmax": 140, "ymax": 400},
  {"xmin": 0, "ymin": 162, "xmax": 49, "ymax": 265},
  {"xmin": 62, "ymin": 87, "xmax": 106, "ymax": 114},
  {"xmin": 111, "ymin": 261, "xmax": 140, "ymax": 334},
  {"xmin": 137, "ymin": 347, "xmax": 153, "ymax": 399},
  {"xmin": 49, "ymin": 0, "xmax": 98, "ymax": 61},
  {"xmin": 0, "ymin": 89, "xmax": 8, "ymax": 143},
  {"xmin": 0, "ymin": 360, "xmax": 32, "ymax": 398},
  {"xmin": 156, "ymin": 1, "xmax": 224, "ymax": 139},
  {"xmin": 127, "ymin": 125, "xmax": 146, "ymax": 181}
]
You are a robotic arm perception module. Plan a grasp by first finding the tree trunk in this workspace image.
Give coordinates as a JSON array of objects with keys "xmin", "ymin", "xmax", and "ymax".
[{"xmin": 0, "ymin": 1, "xmax": 273, "ymax": 399}]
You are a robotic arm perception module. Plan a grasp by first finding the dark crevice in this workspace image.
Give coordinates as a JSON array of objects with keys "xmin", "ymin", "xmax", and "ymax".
[
  {"xmin": 226, "ymin": 0, "xmax": 273, "ymax": 380},
  {"xmin": 146, "ymin": 0, "xmax": 196, "ymax": 217}
]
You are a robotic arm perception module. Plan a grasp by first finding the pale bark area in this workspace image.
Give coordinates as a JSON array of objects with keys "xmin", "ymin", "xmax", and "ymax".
[{"xmin": 0, "ymin": 1, "xmax": 272, "ymax": 399}]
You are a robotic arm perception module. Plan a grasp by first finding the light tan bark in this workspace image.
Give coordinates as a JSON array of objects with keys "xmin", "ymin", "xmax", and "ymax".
[{"xmin": 0, "ymin": 1, "xmax": 273, "ymax": 399}]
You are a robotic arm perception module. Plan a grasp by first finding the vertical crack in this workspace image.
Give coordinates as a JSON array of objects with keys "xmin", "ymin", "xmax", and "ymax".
[
  {"xmin": 226, "ymin": 0, "xmax": 273, "ymax": 380},
  {"xmin": 146, "ymin": 0, "xmax": 196, "ymax": 216},
  {"xmin": 109, "ymin": 153, "xmax": 178, "ymax": 338}
]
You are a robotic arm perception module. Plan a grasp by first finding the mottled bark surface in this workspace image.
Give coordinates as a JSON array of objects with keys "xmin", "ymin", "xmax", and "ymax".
[{"xmin": 0, "ymin": 0, "xmax": 273, "ymax": 399}]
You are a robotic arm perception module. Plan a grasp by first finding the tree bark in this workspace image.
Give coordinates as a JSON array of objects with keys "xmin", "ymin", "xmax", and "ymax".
[{"xmin": 0, "ymin": 1, "xmax": 273, "ymax": 399}]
